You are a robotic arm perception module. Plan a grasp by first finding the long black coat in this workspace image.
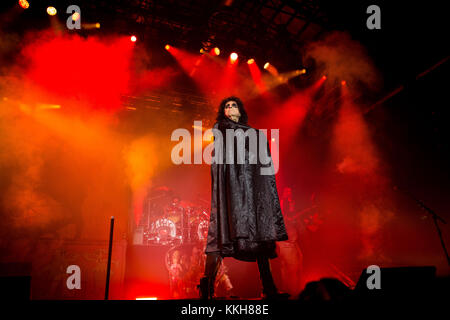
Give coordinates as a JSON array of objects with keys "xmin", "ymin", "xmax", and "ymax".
[{"xmin": 205, "ymin": 117, "xmax": 288, "ymax": 262}]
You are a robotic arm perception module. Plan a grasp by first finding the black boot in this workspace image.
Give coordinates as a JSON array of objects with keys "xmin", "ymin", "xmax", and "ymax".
[
  {"xmin": 198, "ymin": 277, "xmax": 211, "ymax": 300},
  {"xmin": 257, "ymin": 257, "xmax": 290, "ymax": 300},
  {"xmin": 198, "ymin": 253, "xmax": 222, "ymax": 299}
]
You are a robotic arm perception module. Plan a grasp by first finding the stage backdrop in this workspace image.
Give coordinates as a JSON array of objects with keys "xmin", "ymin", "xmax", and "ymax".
[{"xmin": 30, "ymin": 239, "xmax": 127, "ymax": 299}]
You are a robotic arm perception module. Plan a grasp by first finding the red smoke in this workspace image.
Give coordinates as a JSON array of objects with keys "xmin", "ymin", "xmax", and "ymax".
[{"xmin": 21, "ymin": 32, "xmax": 133, "ymax": 112}]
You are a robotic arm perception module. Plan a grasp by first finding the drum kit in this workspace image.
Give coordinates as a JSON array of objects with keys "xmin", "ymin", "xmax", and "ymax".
[{"xmin": 141, "ymin": 187, "xmax": 210, "ymax": 246}]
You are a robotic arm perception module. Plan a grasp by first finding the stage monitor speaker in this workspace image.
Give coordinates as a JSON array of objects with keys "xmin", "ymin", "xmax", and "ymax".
[
  {"xmin": 0, "ymin": 263, "xmax": 32, "ymax": 300},
  {"xmin": 354, "ymin": 266, "xmax": 436, "ymax": 300},
  {"xmin": 298, "ymin": 278, "xmax": 352, "ymax": 302}
]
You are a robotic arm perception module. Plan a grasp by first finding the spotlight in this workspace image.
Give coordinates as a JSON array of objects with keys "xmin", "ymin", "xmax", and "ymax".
[
  {"xmin": 165, "ymin": 44, "xmax": 171, "ymax": 51},
  {"xmin": 341, "ymin": 80, "xmax": 346, "ymax": 85},
  {"xmin": 72, "ymin": 12, "xmax": 80, "ymax": 22},
  {"xmin": 19, "ymin": 0, "xmax": 29, "ymax": 9},
  {"xmin": 247, "ymin": 58, "xmax": 255, "ymax": 65},
  {"xmin": 47, "ymin": 7, "xmax": 57, "ymax": 16},
  {"xmin": 264, "ymin": 62, "xmax": 279, "ymax": 76},
  {"xmin": 47, "ymin": 6, "xmax": 57, "ymax": 16},
  {"xmin": 322, "ymin": 75, "xmax": 327, "ymax": 80},
  {"xmin": 213, "ymin": 47, "xmax": 220, "ymax": 56},
  {"xmin": 200, "ymin": 48, "xmax": 205, "ymax": 53},
  {"xmin": 130, "ymin": 35, "xmax": 137, "ymax": 42},
  {"xmin": 230, "ymin": 52, "xmax": 238, "ymax": 62},
  {"xmin": 95, "ymin": 22, "xmax": 101, "ymax": 28}
]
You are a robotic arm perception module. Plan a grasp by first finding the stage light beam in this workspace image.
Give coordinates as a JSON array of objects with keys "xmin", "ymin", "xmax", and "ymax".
[{"xmin": 264, "ymin": 62, "xmax": 279, "ymax": 76}]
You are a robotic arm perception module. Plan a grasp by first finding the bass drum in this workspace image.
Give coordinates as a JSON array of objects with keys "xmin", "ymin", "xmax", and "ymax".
[
  {"xmin": 190, "ymin": 216, "xmax": 209, "ymax": 242},
  {"xmin": 149, "ymin": 218, "xmax": 181, "ymax": 245}
]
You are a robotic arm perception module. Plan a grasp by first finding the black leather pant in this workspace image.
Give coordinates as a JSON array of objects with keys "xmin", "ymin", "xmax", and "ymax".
[
  {"xmin": 204, "ymin": 253, "xmax": 277, "ymax": 294},
  {"xmin": 204, "ymin": 253, "xmax": 223, "ymax": 280}
]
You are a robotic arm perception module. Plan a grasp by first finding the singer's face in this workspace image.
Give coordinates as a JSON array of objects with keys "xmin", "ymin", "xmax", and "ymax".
[{"xmin": 224, "ymin": 100, "xmax": 241, "ymax": 120}]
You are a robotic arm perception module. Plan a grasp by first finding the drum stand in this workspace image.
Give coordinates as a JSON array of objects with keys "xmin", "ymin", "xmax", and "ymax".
[{"xmin": 182, "ymin": 208, "xmax": 194, "ymax": 244}]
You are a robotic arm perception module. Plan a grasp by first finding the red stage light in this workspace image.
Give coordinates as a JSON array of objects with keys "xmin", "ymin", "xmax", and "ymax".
[
  {"xmin": 19, "ymin": 0, "xmax": 29, "ymax": 9},
  {"xmin": 263, "ymin": 62, "xmax": 270, "ymax": 69},
  {"xmin": 213, "ymin": 47, "xmax": 220, "ymax": 56},
  {"xmin": 230, "ymin": 52, "xmax": 238, "ymax": 62},
  {"xmin": 247, "ymin": 58, "xmax": 255, "ymax": 65},
  {"xmin": 165, "ymin": 44, "xmax": 171, "ymax": 51},
  {"xmin": 341, "ymin": 80, "xmax": 346, "ymax": 85},
  {"xmin": 322, "ymin": 75, "xmax": 327, "ymax": 80},
  {"xmin": 130, "ymin": 35, "xmax": 137, "ymax": 42}
]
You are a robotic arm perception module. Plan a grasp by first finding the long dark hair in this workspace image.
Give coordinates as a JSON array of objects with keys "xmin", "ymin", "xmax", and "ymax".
[{"xmin": 216, "ymin": 96, "xmax": 248, "ymax": 125}]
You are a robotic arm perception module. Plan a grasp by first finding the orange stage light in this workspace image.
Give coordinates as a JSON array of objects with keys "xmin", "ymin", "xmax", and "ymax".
[
  {"xmin": 165, "ymin": 44, "xmax": 171, "ymax": 51},
  {"xmin": 19, "ymin": 0, "xmax": 29, "ymax": 9},
  {"xmin": 213, "ymin": 47, "xmax": 220, "ymax": 56},
  {"xmin": 247, "ymin": 58, "xmax": 255, "ymax": 65}
]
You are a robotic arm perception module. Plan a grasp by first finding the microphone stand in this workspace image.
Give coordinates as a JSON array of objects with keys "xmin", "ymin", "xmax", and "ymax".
[
  {"xmin": 105, "ymin": 216, "xmax": 115, "ymax": 300},
  {"xmin": 395, "ymin": 186, "xmax": 450, "ymax": 266}
]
